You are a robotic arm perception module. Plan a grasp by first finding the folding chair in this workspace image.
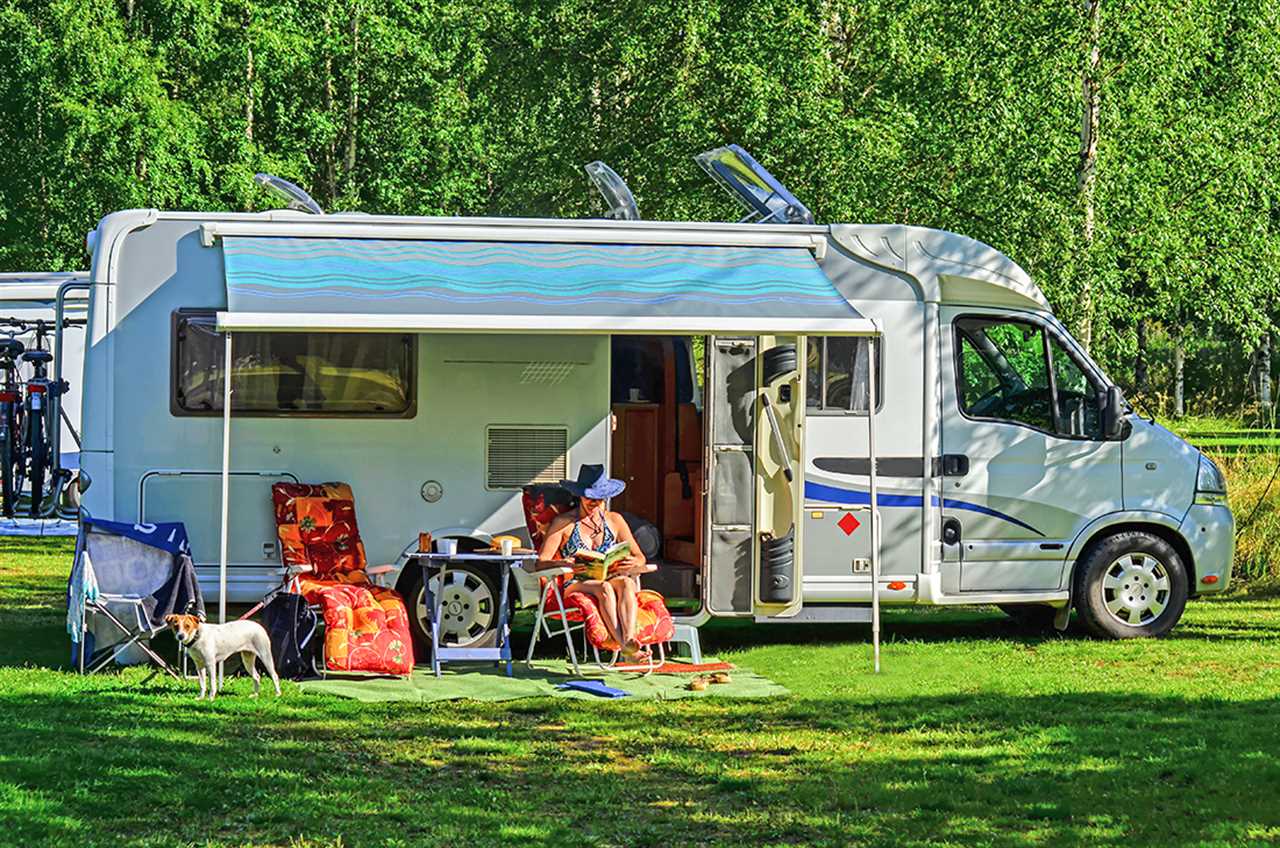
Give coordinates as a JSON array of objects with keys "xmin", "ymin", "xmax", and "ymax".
[
  {"xmin": 519, "ymin": 485, "xmax": 674, "ymax": 676},
  {"xmin": 68, "ymin": 517, "xmax": 193, "ymax": 679}
]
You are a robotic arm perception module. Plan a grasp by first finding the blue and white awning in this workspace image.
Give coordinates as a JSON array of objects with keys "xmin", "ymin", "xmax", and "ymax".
[{"xmin": 216, "ymin": 236, "xmax": 874, "ymax": 335}]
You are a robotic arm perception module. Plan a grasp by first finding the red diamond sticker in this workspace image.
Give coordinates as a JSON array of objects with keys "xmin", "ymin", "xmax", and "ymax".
[{"xmin": 837, "ymin": 512, "xmax": 861, "ymax": 536}]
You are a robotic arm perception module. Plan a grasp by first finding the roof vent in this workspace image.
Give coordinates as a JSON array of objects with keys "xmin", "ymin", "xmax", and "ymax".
[{"xmin": 486, "ymin": 426, "xmax": 569, "ymax": 489}]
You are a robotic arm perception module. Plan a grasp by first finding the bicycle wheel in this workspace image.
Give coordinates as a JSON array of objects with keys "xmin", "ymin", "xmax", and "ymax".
[
  {"xmin": 26, "ymin": 404, "xmax": 44, "ymax": 518},
  {"xmin": 0, "ymin": 403, "xmax": 13, "ymax": 518}
]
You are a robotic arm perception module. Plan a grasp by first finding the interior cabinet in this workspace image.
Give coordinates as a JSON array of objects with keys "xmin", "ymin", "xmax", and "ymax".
[{"xmin": 611, "ymin": 403, "xmax": 660, "ymax": 524}]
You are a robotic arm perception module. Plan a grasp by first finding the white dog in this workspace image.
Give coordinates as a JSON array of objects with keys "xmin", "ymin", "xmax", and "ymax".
[{"xmin": 165, "ymin": 614, "xmax": 281, "ymax": 700}]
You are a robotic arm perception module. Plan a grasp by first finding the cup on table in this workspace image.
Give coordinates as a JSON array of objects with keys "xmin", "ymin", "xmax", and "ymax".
[
  {"xmin": 418, "ymin": 532, "xmax": 433, "ymax": 553},
  {"xmin": 438, "ymin": 538, "xmax": 458, "ymax": 557},
  {"xmin": 499, "ymin": 537, "xmax": 515, "ymax": 557}
]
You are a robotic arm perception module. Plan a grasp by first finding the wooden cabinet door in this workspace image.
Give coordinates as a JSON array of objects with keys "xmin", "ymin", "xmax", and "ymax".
[{"xmin": 612, "ymin": 404, "xmax": 660, "ymax": 524}]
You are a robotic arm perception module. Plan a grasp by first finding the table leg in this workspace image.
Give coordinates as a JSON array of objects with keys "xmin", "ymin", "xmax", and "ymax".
[{"xmin": 496, "ymin": 563, "xmax": 512, "ymax": 677}]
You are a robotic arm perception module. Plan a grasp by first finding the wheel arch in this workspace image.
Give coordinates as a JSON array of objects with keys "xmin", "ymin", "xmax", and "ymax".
[{"xmin": 1066, "ymin": 513, "xmax": 1196, "ymax": 590}]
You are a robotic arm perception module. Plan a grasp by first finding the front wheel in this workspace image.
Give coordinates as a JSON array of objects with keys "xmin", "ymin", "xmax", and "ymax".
[
  {"xmin": 401, "ymin": 560, "xmax": 502, "ymax": 659},
  {"xmin": 1073, "ymin": 531, "xmax": 1188, "ymax": 639},
  {"xmin": 26, "ymin": 409, "xmax": 45, "ymax": 518}
]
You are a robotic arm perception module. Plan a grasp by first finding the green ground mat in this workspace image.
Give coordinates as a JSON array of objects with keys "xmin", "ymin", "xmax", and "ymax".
[{"xmin": 298, "ymin": 660, "xmax": 788, "ymax": 703}]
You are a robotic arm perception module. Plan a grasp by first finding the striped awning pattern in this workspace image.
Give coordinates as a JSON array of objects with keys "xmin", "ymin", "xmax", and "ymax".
[{"xmin": 221, "ymin": 237, "xmax": 862, "ymax": 326}]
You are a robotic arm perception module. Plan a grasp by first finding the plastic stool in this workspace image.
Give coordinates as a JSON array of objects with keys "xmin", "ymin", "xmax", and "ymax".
[{"xmin": 667, "ymin": 623, "xmax": 703, "ymax": 664}]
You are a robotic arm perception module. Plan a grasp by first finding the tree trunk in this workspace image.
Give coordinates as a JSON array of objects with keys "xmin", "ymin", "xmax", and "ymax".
[
  {"xmin": 244, "ymin": 6, "xmax": 254, "ymax": 144},
  {"xmin": 1076, "ymin": 0, "xmax": 1101, "ymax": 351},
  {"xmin": 344, "ymin": 2, "xmax": 360, "ymax": 194},
  {"xmin": 1257, "ymin": 331, "xmax": 1272, "ymax": 422},
  {"xmin": 1134, "ymin": 317, "xmax": 1149, "ymax": 395},
  {"xmin": 1173, "ymin": 336, "xmax": 1185, "ymax": 419},
  {"xmin": 323, "ymin": 6, "xmax": 336, "ymax": 206}
]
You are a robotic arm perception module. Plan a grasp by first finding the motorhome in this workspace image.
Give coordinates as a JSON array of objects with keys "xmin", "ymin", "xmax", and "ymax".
[
  {"xmin": 0, "ymin": 273, "xmax": 87, "ymax": 521},
  {"xmin": 73, "ymin": 150, "xmax": 1234, "ymax": 656}
]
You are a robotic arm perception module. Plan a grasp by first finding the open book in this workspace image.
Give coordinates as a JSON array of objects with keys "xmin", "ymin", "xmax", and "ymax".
[{"xmin": 573, "ymin": 541, "xmax": 631, "ymax": 581}]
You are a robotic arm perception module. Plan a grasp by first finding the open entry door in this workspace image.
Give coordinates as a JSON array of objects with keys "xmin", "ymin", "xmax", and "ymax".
[{"xmin": 705, "ymin": 336, "xmax": 805, "ymax": 617}]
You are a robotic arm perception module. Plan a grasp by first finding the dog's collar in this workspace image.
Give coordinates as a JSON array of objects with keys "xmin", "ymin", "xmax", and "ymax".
[{"xmin": 176, "ymin": 629, "xmax": 200, "ymax": 648}]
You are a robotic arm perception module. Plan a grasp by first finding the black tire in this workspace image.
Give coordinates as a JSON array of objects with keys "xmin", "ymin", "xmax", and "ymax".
[
  {"xmin": 400, "ymin": 559, "xmax": 502, "ymax": 659},
  {"xmin": 26, "ymin": 409, "xmax": 44, "ymax": 518},
  {"xmin": 1073, "ymin": 531, "xmax": 1188, "ymax": 639},
  {"xmin": 0, "ymin": 407, "xmax": 13, "ymax": 518},
  {"xmin": 997, "ymin": 603, "xmax": 1059, "ymax": 630}
]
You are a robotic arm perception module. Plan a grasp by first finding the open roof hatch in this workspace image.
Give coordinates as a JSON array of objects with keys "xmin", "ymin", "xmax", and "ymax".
[
  {"xmin": 584, "ymin": 161, "xmax": 640, "ymax": 221},
  {"xmin": 694, "ymin": 144, "xmax": 814, "ymax": 224},
  {"xmin": 253, "ymin": 173, "xmax": 323, "ymax": 215}
]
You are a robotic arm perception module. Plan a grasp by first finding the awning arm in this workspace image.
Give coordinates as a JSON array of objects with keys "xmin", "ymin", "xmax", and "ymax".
[{"xmin": 218, "ymin": 332, "xmax": 232, "ymax": 624}]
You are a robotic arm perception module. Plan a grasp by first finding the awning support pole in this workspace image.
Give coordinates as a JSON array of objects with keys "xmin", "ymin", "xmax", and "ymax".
[
  {"xmin": 868, "ymin": 335, "xmax": 881, "ymax": 673},
  {"xmin": 218, "ymin": 331, "xmax": 232, "ymax": 625}
]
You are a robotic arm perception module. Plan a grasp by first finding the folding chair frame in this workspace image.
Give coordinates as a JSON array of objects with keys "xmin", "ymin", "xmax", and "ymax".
[
  {"xmin": 525, "ymin": 569, "xmax": 666, "ymax": 677},
  {"xmin": 78, "ymin": 593, "xmax": 181, "ymax": 680}
]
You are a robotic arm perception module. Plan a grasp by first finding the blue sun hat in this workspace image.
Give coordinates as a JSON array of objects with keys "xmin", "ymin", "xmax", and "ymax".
[{"xmin": 560, "ymin": 464, "xmax": 626, "ymax": 500}]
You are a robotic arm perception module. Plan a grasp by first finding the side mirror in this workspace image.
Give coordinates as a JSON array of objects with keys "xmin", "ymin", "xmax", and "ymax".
[{"xmin": 1101, "ymin": 386, "xmax": 1125, "ymax": 439}]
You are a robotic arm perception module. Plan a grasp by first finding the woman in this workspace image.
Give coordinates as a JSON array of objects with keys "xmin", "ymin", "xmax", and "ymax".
[{"xmin": 537, "ymin": 464, "xmax": 654, "ymax": 659}]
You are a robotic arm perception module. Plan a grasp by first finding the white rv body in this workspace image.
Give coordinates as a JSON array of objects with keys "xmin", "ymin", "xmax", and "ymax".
[{"xmin": 78, "ymin": 210, "xmax": 1234, "ymax": 639}]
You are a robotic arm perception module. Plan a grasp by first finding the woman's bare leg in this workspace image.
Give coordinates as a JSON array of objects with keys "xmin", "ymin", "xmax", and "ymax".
[
  {"xmin": 569, "ymin": 581, "xmax": 625, "ymax": 648},
  {"xmin": 608, "ymin": 576, "xmax": 639, "ymax": 650}
]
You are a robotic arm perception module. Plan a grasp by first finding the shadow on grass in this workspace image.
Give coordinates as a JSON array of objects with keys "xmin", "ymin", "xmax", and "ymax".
[{"xmin": 0, "ymin": 685, "xmax": 1274, "ymax": 847}]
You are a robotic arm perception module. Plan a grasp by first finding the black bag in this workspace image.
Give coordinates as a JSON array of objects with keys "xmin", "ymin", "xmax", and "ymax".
[{"xmin": 262, "ymin": 592, "xmax": 319, "ymax": 680}]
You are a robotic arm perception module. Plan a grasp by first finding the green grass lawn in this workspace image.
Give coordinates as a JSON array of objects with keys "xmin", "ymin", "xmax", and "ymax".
[{"xmin": 2, "ymin": 538, "xmax": 1278, "ymax": 848}]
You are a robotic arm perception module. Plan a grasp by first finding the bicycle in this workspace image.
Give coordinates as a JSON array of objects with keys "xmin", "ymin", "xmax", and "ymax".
[
  {"xmin": 0, "ymin": 329, "xmax": 26, "ymax": 517},
  {"xmin": 0, "ymin": 316, "xmax": 82, "ymax": 517}
]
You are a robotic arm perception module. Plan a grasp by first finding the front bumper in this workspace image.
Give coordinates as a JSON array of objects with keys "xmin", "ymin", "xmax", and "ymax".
[{"xmin": 1179, "ymin": 504, "xmax": 1235, "ymax": 594}]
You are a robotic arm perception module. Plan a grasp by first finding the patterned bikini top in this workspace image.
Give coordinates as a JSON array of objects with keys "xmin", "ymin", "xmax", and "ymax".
[{"xmin": 559, "ymin": 514, "xmax": 616, "ymax": 559}]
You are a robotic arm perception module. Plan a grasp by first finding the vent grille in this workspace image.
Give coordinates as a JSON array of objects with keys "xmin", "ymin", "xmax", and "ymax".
[{"xmin": 486, "ymin": 426, "xmax": 569, "ymax": 489}]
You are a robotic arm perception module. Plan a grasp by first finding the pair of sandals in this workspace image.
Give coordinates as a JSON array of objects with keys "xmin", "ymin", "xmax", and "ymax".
[{"xmin": 687, "ymin": 671, "xmax": 732, "ymax": 691}]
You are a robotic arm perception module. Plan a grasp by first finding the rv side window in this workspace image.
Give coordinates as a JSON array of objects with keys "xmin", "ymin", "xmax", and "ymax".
[
  {"xmin": 806, "ymin": 337, "xmax": 882, "ymax": 413},
  {"xmin": 954, "ymin": 317, "xmax": 1055, "ymax": 432},
  {"xmin": 172, "ymin": 313, "xmax": 415, "ymax": 417}
]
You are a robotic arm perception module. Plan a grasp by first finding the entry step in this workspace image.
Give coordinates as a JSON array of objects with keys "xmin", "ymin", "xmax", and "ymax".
[{"xmin": 754, "ymin": 606, "xmax": 873, "ymax": 624}]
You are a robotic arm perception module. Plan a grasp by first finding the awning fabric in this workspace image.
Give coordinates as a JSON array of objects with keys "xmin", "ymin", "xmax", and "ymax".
[{"xmin": 218, "ymin": 236, "xmax": 872, "ymax": 334}]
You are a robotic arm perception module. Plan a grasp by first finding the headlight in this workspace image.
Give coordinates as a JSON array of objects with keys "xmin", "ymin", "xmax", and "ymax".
[{"xmin": 1195, "ymin": 454, "xmax": 1227, "ymax": 505}]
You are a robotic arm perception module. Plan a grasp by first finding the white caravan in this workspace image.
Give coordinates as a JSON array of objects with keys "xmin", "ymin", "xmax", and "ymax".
[
  {"xmin": 74, "ymin": 166, "xmax": 1234, "ymax": 652},
  {"xmin": 0, "ymin": 273, "xmax": 87, "ymax": 475}
]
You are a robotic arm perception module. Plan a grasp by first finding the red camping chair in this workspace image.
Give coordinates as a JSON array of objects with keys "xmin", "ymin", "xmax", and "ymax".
[
  {"xmin": 520, "ymin": 485, "xmax": 675, "ymax": 675},
  {"xmin": 271, "ymin": 482, "xmax": 414, "ymax": 676}
]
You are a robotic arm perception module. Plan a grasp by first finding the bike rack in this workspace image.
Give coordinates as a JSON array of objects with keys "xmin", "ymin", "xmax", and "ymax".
[{"xmin": 50, "ymin": 279, "xmax": 92, "ymax": 519}]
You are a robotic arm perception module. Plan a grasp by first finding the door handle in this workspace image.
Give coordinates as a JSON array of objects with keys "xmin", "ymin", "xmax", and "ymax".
[{"xmin": 938, "ymin": 454, "xmax": 969, "ymax": 477}]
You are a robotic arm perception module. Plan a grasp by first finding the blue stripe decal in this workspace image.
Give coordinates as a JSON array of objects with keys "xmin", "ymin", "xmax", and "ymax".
[{"xmin": 803, "ymin": 480, "xmax": 1044, "ymax": 537}]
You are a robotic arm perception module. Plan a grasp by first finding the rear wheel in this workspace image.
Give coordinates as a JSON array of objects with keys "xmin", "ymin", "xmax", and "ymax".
[
  {"xmin": 1073, "ymin": 531, "xmax": 1188, "ymax": 638},
  {"xmin": 402, "ymin": 560, "xmax": 502, "ymax": 658},
  {"xmin": 26, "ymin": 408, "xmax": 45, "ymax": 518},
  {"xmin": 0, "ymin": 405, "xmax": 13, "ymax": 518}
]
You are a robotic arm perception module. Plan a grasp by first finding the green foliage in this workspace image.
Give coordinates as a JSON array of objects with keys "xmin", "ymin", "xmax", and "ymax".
[{"xmin": 0, "ymin": 0, "xmax": 1275, "ymax": 399}]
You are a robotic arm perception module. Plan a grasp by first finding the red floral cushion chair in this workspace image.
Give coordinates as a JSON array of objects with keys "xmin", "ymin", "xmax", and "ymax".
[
  {"xmin": 272, "ymin": 482, "xmax": 413, "ymax": 676},
  {"xmin": 520, "ymin": 485, "xmax": 675, "ymax": 674}
]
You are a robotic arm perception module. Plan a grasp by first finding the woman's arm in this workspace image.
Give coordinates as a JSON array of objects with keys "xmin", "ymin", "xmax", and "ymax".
[
  {"xmin": 536, "ymin": 516, "xmax": 573, "ymax": 567},
  {"xmin": 607, "ymin": 512, "xmax": 650, "ymax": 571}
]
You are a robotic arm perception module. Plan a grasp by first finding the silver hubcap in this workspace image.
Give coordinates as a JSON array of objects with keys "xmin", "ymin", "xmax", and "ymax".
[
  {"xmin": 415, "ymin": 570, "xmax": 495, "ymax": 647},
  {"xmin": 1102, "ymin": 552, "xmax": 1171, "ymax": 627}
]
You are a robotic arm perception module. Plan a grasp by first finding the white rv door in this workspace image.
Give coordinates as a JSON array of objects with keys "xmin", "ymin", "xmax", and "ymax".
[
  {"xmin": 938, "ymin": 309, "xmax": 1122, "ymax": 592},
  {"xmin": 705, "ymin": 336, "xmax": 805, "ymax": 617}
]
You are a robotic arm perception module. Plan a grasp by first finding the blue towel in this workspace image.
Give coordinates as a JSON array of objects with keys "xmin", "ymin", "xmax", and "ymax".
[{"xmin": 556, "ymin": 679, "xmax": 630, "ymax": 698}]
